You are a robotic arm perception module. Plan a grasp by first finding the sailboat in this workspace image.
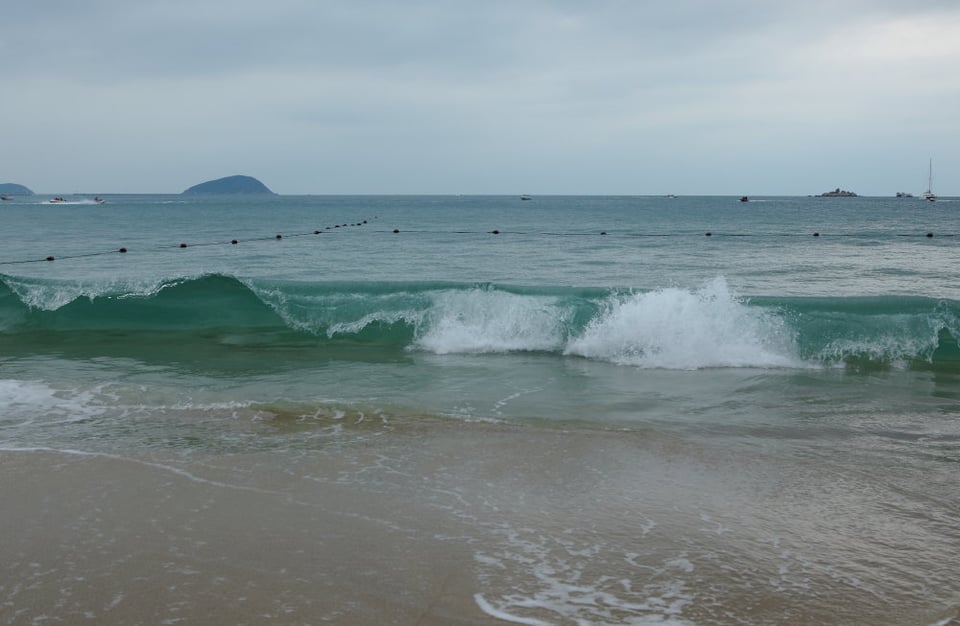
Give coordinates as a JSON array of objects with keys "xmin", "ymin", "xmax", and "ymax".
[{"xmin": 922, "ymin": 158, "xmax": 937, "ymax": 202}]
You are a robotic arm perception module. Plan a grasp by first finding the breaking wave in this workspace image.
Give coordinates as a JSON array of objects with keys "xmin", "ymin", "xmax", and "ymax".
[{"xmin": 2, "ymin": 273, "xmax": 958, "ymax": 370}]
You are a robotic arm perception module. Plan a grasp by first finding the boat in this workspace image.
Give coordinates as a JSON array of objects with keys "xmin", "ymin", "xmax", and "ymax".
[
  {"xmin": 922, "ymin": 158, "xmax": 937, "ymax": 202},
  {"xmin": 896, "ymin": 192, "xmax": 914, "ymax": 198},
  {"xmin": 739, "ymin": 196, "xmax": 749, "ymax": 202},
  {"xmin": 0, "ymin": 194, "xmax": 12, "ymax": 201},
  {"xmin": 46, "ymin": 196, "xmax": 105, "ymax": 204},
  {"xmin": 520, "ymin": 195, "xmax": 532, "ymax": 201}
]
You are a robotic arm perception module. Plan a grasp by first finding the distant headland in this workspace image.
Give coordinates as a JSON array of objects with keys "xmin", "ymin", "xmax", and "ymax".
[
  {"xmin": 0, "ymin": 183, "xmax": 34, "ymax": 195},
  {"xmin": 819, "ymin": 188, "xmax": 858, "ymax": 197},
  {"xmin": 182, "ymin": 175, "xmax": 275, "ymax": 195}
]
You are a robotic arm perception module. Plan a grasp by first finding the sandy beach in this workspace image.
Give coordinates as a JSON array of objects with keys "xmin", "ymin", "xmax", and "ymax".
[
  {"xmin": 3, "ymin": 416, "xmax": 958, "ymax": 625},
  {"xmin": 1, "ymin": 447, "xmax": 490, "ymax": 625}
]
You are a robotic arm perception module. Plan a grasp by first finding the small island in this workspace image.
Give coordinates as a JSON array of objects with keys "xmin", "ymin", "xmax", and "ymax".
[
  {"xmin": 0, "ymin": 183, "xmax": 35, "ymax": 196},
  {"xmin": 182, "ymin": 175, "xmax": 275, "ymax": 195},
  {"xmin": 820, "ymin": 188, "xmax": 858, "ymax": 197}
]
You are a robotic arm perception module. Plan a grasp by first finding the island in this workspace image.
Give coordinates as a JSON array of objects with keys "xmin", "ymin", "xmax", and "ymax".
[
  {"xmin": 0, "ymin": 183, "xmax": 34, "ymax": 196},
  {"xmin": 820, "ymin": 188, "xmax": 858, "ymax": 197},
  {"xmin": 182, "ymin": 175, "xmax": 275, "ymax": 195}
]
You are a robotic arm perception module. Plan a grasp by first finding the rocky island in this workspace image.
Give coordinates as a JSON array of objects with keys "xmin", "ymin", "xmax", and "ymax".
[
  {"xmin": 0, "ymin": 183, "xmax": 34, "ymax": 196},
  {"xmin": 820, "ymin": 188, "xmax": 858, "ymax": 197},
  {"xmin": 182, "ymin": 175, "xmax": 275, "ymax": 195}
]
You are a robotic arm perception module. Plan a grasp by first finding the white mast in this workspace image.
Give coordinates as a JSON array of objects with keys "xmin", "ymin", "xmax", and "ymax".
[{"xmin": 923, "ymin": 158, "xmax": 937, "ymax": 201}]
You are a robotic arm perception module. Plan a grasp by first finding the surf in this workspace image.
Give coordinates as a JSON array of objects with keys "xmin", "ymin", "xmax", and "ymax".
[{"xmin": 2, "ymin": 273, "xmax": 959, "ymax": 371}]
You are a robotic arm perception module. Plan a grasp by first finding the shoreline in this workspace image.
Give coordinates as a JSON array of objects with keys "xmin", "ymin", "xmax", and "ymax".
[{"xmin": 3, "ymin": 417, "xmax": 958, "ymax": 625}]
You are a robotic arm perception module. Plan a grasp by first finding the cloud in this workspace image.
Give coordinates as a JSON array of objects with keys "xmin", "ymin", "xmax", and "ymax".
[{"xmin": 2, "ymin": 1, "xmax": 958, "ymax": 193}]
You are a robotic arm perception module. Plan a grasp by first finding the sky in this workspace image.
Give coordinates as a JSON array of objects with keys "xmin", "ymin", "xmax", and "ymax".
[{"xmin": 2, "ymin": 0, "xmax": 959, "ymax": 195}]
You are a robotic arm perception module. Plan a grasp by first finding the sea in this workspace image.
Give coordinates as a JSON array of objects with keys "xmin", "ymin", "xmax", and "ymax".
[{"xmin": 1, "ymin": 193, "xmax": 958, "ymax": 626}]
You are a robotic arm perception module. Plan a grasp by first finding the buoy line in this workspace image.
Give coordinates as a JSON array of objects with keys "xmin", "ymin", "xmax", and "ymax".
[
  {"xmin": 0, "ymin": 218, "xmax": 374, "ymax": 266},
  {"xmin": 0, "ymin": 218, "xmax": 952, "ymax": 266}
]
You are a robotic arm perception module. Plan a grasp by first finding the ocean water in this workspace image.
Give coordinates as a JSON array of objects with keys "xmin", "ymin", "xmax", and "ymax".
[{"xmin": 1, "ymin": 194, "xmax": 959, "ymax": 625}]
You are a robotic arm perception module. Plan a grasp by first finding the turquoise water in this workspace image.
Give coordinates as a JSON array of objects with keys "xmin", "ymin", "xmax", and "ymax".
[
  {"xmin": 4, "ymin": 194, "xmax": 960, "ymax": 425},
  {"xmin": 2, "ymin": 194, "xmax": 959, "ymax": 625}
]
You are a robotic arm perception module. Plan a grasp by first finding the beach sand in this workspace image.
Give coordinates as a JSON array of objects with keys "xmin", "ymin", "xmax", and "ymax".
[
  {"xmin": 0, "ymin": 449, "xmax": 489, "ymax": 625},
  {"xmin": 2, "ymin": 419, "xmax": 957, "ymax": 625}
]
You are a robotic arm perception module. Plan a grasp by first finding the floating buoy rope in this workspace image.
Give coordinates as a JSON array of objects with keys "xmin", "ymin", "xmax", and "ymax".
[
  {"xmin": 0, "ymin": 213, "xmax": 951, "ymax": 266},
  {"xmin": 0, "ymin": 216, "xmax": 376, "ymax": 265}
]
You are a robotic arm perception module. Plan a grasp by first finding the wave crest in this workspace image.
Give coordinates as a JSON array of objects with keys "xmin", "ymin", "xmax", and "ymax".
[
  {"xmin": 565, "ymin": 277, "xmax": 800, "ymax": 369},
  {"xmin": 414, "ymin": 288, "xmax": 572, "ymax": 354},
  {"xmin": 2, "ymin": 273, "xmax": 959, "ymax": 371}
]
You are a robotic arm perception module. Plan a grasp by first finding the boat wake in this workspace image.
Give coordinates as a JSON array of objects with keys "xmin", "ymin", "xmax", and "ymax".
[{"xmin": 43, "ymin": 198, "xmax": 105, "ymax": 205}]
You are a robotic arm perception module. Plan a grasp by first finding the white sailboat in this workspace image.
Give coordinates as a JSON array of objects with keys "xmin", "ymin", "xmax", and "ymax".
[{"xmin": 922, "ymin": 158, "xmax": 937, "ymax": 202}]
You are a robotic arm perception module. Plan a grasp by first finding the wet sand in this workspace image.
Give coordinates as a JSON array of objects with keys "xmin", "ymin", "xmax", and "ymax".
[
  {"xmin": 2, "ymin": 419, "xmax": 958, "ymax": 625},
  {"xmin": 0, "ymin": 450, "xmax": 489, "ymax": 625}
]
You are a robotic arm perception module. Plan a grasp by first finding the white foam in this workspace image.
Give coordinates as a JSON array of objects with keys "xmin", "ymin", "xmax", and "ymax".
[
  {"xmin": 473, "ymin": 525, "xmax": 698, "ymax": 626},
  {"xmin": 819, "ymin": 333, "xmax": 938, "ymax": 366},
  {"xmin": 326, "ymin": 309, "xmax": 420, "ymax": 337},
  {"xmin": 242, "ymin": 279, "xmax": 425, "ymax": 337},
  {"xmin": 0, "ymin": 379, "xmax": 107, "ymax": 422},
  {"xmin": 474, "ymin": 594, "xmax": 553, "ymax": 626},
  {"xmin": 3, "ymin": 275, "xmax": 180, "ymax": 311},
  {"xmin": 565, "ymin": 277, "xmax": 801, "ymax": 369},
  {"xmin": 415, "ymin": 288, "xmax": 567, "ymax": 354},
  {"xmin": 37, "ymin": 199, "xmax": 103, "ymax": 205},
  {"xmin": 666, "ymin": 558, "xmax": 695, "ymax": 573}
]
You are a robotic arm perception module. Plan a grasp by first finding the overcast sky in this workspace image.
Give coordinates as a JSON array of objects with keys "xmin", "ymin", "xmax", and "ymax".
[{"xmin": 3, "ymin": 0, "xmax": 958, "ymax": 195}]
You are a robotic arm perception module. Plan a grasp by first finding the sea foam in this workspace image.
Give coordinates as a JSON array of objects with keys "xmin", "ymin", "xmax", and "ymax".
[
  {"xmin": 0, "ymin": 379, "xmax": 107, "ymax": 423},
  {"xmin": 414, "ymin": 288, "xmax": 569, "ymax": 354},
  {"xmin": 565, "ymin": 278, "xmax": 800, "ymax": 369}
]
